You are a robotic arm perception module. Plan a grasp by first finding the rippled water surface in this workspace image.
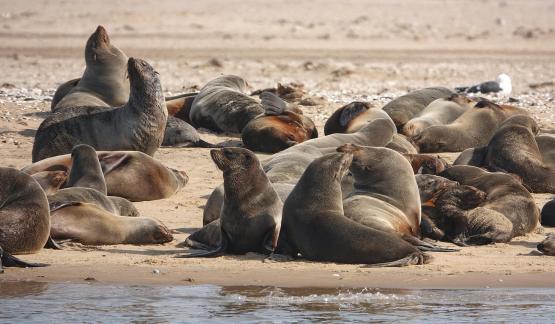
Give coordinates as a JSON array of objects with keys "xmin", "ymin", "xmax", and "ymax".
[{"xmin": 1, "ymin": 282, "xmax": 554, "ymax": 323}]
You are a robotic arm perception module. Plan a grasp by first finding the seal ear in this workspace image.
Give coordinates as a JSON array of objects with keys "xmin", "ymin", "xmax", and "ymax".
[{"xmin": 99, "ymin": 153, "xmax": 131, "ymax": 175}]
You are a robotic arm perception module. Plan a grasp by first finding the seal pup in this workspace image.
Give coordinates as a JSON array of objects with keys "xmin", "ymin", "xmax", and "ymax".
[
  {"xmin": 401, "ymin": 94, "xmax": 475, "ymax": 137},
  {"xmin": 541, "ymin": 198, "xmax": 555, "ymax": 227},
  {"xmin": 324, "ymin": 102, "xmax": 377, "ymax": 135},
  {"xmin": 181, "ymin": 148, "xmax": 282, "ymax": 257},
  {"xmin": 411, "ymin": 99, "xmax": 529, "ymax": 153},
  {"xmin": 163, "ymin": 116, "xmax": 218, "ymax": 148},
  {"xmin": 23, "ymin": 150, "xmax": 188, "ymax": 202},
  {"xmin": 189, "ymin": 75, "xmax": 263, "ymax": 134},
  {"xmin": 52, "ymin": 26, "xmax": 129, "ymax": 111},
  {"xmin": 241, "ymin": 92, "xmax": 318, "ymax": 153},
  {"xmin": 455, "ymin": 73, "xmax": 512, "ymax": 96},
  {"xmin": 0, "ymin": 168, "xmax": 50, "ymax": 270},
  {"xmin": 537, "ymin": 234, "xmax": 555, "ymax": 256},
  {"xmin": 275, "ymin": 152, "xmax": 430, "ymax": 266},
  {"xmin": 382, "ymin": 87, "xmax": 454, "ymax": 130},
  {"xmin": 404, "ymin": 154, "xmax": 449, "ymax": 174},
  {"xmin": 440, "ymin": 165, "xmax": 539, "ymax": 240},
  {"xmin": 33, "ymin": 57, "xmax": 166, "ymax": 162}
]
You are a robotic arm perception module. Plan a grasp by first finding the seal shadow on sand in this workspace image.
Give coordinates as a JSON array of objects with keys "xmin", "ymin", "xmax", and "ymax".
[{"xmin": 99, "ymin": 248, "xmax": 179, "ymax": 256}]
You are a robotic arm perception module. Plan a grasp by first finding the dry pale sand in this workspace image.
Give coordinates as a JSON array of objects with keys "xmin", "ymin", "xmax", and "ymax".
[{"xmin": 1, "ymin": 0, "xmax": 554, "ymax": 288}]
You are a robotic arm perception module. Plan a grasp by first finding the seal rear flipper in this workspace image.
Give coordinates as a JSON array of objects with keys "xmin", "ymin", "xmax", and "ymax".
[
  {"xmin": 195, "ymin": 139, "xmax": 220, "ymax": 148},
  {"xmin": 44, "ymin": 236, "xmax": 63, "ymax": 250},
  {"xmin": 98, "ymin": 152, "xmax": 130, "ymax": 175},
  {"xmin": 0, "ymin": 248, "xmax": 48, "ymax": 270},
  {"xmin": 260, "ymin": 92, "xmax": 288, "ymax": 116},
  {"xmin": 402, "ymin": 235, "xmax": 459, "ymax": 252},
  {"xmin": 49, "ymin": 201, "xmax": 83, "ymax": 213},
  {"xmin": 176, "ymin": 234, "xmax": 228, "ymax": 258}
]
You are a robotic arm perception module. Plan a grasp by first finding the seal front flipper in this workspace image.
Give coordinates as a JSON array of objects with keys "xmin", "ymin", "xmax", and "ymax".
[
  {"xmin": 0, "ymin": 247, "xmax": 48, "ymax": 270},
  {"xmin": 99, "ymin": 152, "xmax": 130, "ymax": 175},
  {"xmin": 44, "ymin": 236, "xmax": 63, "ymax": 250},
  {"xmin": 260, "ymin": 92, "xmax": 288, "ymax": 115}
]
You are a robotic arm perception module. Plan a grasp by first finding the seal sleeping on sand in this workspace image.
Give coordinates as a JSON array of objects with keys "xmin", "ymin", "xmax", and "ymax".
[
  {"xmin": 48, "ymin": 145, "xmax": 173, "ymax": 245},
  {"xmin": 33, "ymin": 57, "xmax": 166, "ymax": 162},
  {"xmin": 23, "ymin": 150, "xmax": 188, "ymax": 202},
  {"xmin": 0, "ymin": 168, "xmax": 50, "ymax": 271}
]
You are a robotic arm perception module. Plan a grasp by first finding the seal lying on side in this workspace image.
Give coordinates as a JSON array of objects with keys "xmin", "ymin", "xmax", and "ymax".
[
  {"xmin": 0, "ymin": 168, "xmax": 50, "ymax": 271},
  {"xmin": 440, "ymin": 165, "xmax": 539, "ymax": 242},
  {"xmin": 382, "ymin": 87, "xmax": 454, "ymax": 130},
  {"xmin": 453, "ymin": 115, "xmax": 553, "ymax": 193},
  {"xmin": 181, "ymin": 148, "xmax": 282, "ymax": 257},
  {"xmin": 411, "ymin": 100, "xmax": 529, "ymax": 153},
  {"xmin": 163, "ymin": 116, "xmax": 218, "ymax": 148},
  {"xmin": 275, "ymin": 152, "xmax": 430, "ymax": 266},
  {"xmin": 189, "ymin": 75, "xmax": 263, "ymax": 134},
  {"xmin": 51, "ymin": 25, "xmax": 129, "ymax": 111},
  {"xmin": 33, "ymin": 57, "xmax": 166, "ymax": 162},
  {"xmin": 401, "ymin": 94, "xmax": 475, "ymax": 137},
  {"xmin": 537, "ymin": 234, "xmax": 555, "ymax": 256},
  {"xmin": 48, "ymin": 146, "xmax": 171, "ymax": 245},
  {"xmin": 22, "ymin": 150, "xmax": 188, "ymax": 202},
  {"xmin": 241, "ymin": 92, "xmax": 318, "ymax": 153},
  {"xmin": 324, "ymin": 102, "xmax": 378, "ymax": 135}
]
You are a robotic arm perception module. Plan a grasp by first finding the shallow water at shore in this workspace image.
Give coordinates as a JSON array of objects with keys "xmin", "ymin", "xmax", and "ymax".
[{"xmin": 1, "ymin": 282, "xmax": 554, "ymax": 322}]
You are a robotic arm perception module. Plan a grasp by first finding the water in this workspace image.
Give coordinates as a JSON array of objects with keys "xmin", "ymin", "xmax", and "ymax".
[{"xmin": 1, "ymin": 282, "xmax": 554, "ymax": 323}]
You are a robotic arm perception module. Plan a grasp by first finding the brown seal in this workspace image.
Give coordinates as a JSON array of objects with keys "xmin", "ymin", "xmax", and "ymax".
[
  {"xmin": 324, "ymin": 102, "xmax": 378, "ymax": 135},
  {"xmin": 541, "ymin": 198, "xmax": 555, "ymax": 226},
  {"xmin": 537, "ymin": 234, "xmax": 555, "ymax": 256},
  {"xmin": 275, "ymin": 152, "xmax": 430, "ymax": 266},
  {"xmin": 382, "ymin": 87, "xmax": 454, "ymax": 130},
  {"xmin": 439, "ymin": 165, "xmax": 539, "ymax": 242},
  {"xmin": 241, "ymin": 92, "xmax": 318, "ymax": 153},
  {"xmin": 189, "ymin": 75, "xmax": 263, "ymax": 134},
  {"xmin": 22, "ymin": 150, "xmax": 188, "ymax": 202},
  {"xmin": 163, "ymin": 116, "xmax": 218, "ymax": 148},
  {"xmin": 404, "ymin": 154, "xmax": 449, "ymax": 174},
  {"xmin": 33, "ymin": 57, "xmax": 166, "ymax": 162},
  {"xmin": 453, "ymin": 115, "xmax": 554, "ymax": 193},
  {"xmin": 181, "ymin": 148, "xmax": 282, "ymax": 257},
  {"xmin": 0, "ymin": 168, "xmax": 50, "ymax": 271},
  {"xmin": 51, "ymin": 26, "xmax": 129, "ymax": 111},
  {"xmin": 402, "ymin": 94, "xmax": 475, "ymax": 137},
  {"xmin": 411, "ymin": 99, "xmax": 529, "ymax": 153}
]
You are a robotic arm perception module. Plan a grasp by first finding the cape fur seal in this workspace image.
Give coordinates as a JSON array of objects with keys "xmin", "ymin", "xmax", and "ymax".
[
  {"xmin": 538, "ymin": 234, "xmax": 555, "ymax": 255},
  {"xmin": 163, "ymin": 116, "xmax": 218, "ymax": 148},
  {"xmin": 23, "ymin": 150, "xmax": 188, "ymax": 202},
  {"xmin": 541, "ymin": 199, "xmax": 555, "ymax": 226},
  {"xmin": 382, "ymin": 87, "xmax": 454, "ymax": 129},
  {"xmin": 47, "ymin": 147, "xmax": 171, "ymax": 245},
  {"xmin": 275, "ymin": 152, "xmax": 430, "ymax": 266},
  {"xmin": 411, "ymin": 100, "xmax": 529, "ymax": 153},
  {"xmin": 324, "ymin": 102, "xmax": 377, "ymax": 135},
  {"xmin": 31, "ymin": 171, "xmax": 67, "ymax": 195},
  {"xmin": 51, "ymin": 26, "xmax": 129, "ymax": 111},
  {"xmin": 189, "ymin": 75, "xmax": 263, "ymax": 133},
  {"xmin": 0, "ymin": 168, "xmax": 50, "ymax": 270},
  {"xmin": 439, "ymin": 165, "xmax": 539, "ymax": 242},
  {"xmin": 33, "ymin": 57, "xmax": 167, "ymax": 162},
  {"xmin": 401, "ymin": 94, "xmax": 475, "ymax": 137},
  {"xmin": 452, "ymin": 115, "xmax": 554, "ymax": 193},
  {"xmin": 241, "ymin": 92, "xmax": 318, "ymax": 153},
  {"xmin": 181, "ymin": 148, "xmax": 282, "ymax": 257}
]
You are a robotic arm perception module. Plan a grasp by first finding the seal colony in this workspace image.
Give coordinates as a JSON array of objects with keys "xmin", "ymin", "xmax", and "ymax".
[{"xmin": 1, "ymin": 24, "xmax": 555, "ymax": 273}]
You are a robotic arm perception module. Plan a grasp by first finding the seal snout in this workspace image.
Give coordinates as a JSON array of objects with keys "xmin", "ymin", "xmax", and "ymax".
[{"xmin": 93, "ymin": 25, "xmax": 110, "ymax": 45}]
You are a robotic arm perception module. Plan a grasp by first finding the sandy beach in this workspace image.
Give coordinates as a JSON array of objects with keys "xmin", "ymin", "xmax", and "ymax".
[{"xmin": 1, "ymin": 0, "xmax": 554, "ymax": 288}]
